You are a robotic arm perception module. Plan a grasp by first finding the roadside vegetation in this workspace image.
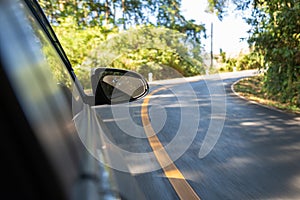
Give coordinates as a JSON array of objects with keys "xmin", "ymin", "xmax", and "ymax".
[
  {"xmin": 234, "ymin": 75, "xmax": 300, "ymax": 113},
  {"xmin": 216, "ymin": 49, "xmax": 261, "ymax": 72},
  {"xmin": 212, "ymin": 0, "xmax": 300, "ymax": 109},
  {"xmin": 39, "ymin": 0, "xmax": 299, "ymax": 107},
  {"xmin": 39, "ymin": 0, "xmax": 206, "ymax": 88},
  {"xmin": 86, "ymin": 25, "xmax": 205, "ymax": 80}
]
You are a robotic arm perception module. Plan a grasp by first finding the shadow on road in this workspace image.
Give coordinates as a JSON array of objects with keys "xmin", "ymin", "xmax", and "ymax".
[{"xmin": 180, "ymin": 78, "xmax": 300, "ymax": 199}]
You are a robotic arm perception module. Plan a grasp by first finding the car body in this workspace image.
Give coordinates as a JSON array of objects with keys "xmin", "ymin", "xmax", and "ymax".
[{"xmin": 0, "ymin": 0, "xmax": 148, "ymax": 199}]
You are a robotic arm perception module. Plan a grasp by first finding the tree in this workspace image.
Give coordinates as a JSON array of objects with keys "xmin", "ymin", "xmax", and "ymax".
[
  {"xmin": 38, "ymin": 0, "xmax": 205, "ymax": 43},
  {"xmin": 208, "ymin": 0, "xmax": 300, "ymax": 106},
  {"xmin": 207, "ymin": 0, "xmax": 253, "ymax": 19},
  {"xmin": 38, "ymin": 0, "xmax": 207, "ymax": 84},
  {"xmin": 86, "ymin": 26, "xmax": 205, "ymax": 80},
  {"xmin": 248, "ymin": 0, "xmax": 300, "ymax": 105},
  {"xmin": 51, "ymin": 16, "xmax": 116, "ymax": 89}
]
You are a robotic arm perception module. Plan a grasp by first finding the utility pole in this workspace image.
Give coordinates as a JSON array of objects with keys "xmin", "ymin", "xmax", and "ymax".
[{"xmin": 210, "ymin": 22, "xmax": 213, "ymax": 69}]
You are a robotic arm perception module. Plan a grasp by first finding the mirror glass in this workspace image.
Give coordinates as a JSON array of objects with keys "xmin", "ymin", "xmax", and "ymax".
[
  {"xmin": 94, "ymin": 68, "xmax": 148, "ymax": 104},
  {"xmin": 102, "ymin": 75, "xmax": 146, "ymax": 98}
]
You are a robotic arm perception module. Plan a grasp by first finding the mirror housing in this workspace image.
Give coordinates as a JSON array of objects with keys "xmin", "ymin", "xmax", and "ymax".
[{"xmin": 91, "ymin": 68, "xmax": 149, "ymax": 105}]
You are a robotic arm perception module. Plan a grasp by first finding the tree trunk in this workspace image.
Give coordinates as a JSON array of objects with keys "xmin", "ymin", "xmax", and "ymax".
[
  {"xmin": 105, "ymin": 0, "xmax": 110, "ymax": 25},
  {"xmin": 122, "ymin": 0, "xmax": 126, "ymax": 29}
]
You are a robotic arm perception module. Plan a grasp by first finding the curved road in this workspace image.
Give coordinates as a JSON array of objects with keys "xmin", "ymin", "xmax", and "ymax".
[{"xmin": 95, "ymin": 70, "xmax": 300, "ymax": 200}]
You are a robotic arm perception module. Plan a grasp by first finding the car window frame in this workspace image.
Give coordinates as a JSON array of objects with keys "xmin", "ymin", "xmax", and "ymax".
[{"xmin": 24, "ymin": 0, "xmax": 94, "ymax": 105}]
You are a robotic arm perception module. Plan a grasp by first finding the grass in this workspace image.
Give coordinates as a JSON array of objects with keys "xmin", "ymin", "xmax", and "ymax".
[{"xmin": 233, "ymin": 75, "xmax": 300, "ymax": 114}]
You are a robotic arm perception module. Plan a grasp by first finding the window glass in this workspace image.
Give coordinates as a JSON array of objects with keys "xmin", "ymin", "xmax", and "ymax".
[
  {"xmin": 0, "ymin": 0, "xmax": 80, "ymax": 186},
  {"xmin": 26, "ymin": 6, "xmax": 74, "ymax": 90}
]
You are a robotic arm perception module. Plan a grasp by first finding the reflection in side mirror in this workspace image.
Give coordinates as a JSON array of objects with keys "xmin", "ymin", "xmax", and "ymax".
[{"xmin": 91, "ymin": 68, "xmax": 149, "ymax": 105}]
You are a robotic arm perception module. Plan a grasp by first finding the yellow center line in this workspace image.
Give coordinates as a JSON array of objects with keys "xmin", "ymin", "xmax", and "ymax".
[{"xmin": 141, "ymin": 87, "xmax": 201, "ymax": 200}]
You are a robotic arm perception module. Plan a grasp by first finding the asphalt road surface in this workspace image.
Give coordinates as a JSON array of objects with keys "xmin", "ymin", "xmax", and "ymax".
[{"xmin": 95, "ymin": 70, "xmax": 300, "ymax": 200}]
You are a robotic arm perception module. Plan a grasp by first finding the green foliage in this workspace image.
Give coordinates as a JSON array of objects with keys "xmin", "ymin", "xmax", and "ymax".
[
  {"xmin": 216, "ymin": 50, "xmax": 259, "ymax": 72},
  {"xmin": 207, "ymin": 0, "xmax": 253, "ymax": 19},
  {"xmin": 209, "ymin": 0, "xmax": 300, "ymax": 107},
  {"xmin": 207, "ymin": 0, "xmax": 228, "ymax": 19},
  {"xmin": 38, "ymin": 0, "xmax": 205, "ymax": 43},
  {"xmin": 235, "ymin": 76, "xmax": 300, "ymax": 113},
  {"xmin": 236, "ymin": 51, "xmax": 262, "ymax": 70},
  {"xmin": 52, "ymin": 17, "xmax": 117, "ymax": 89},
  {"xmin": 87, "ymin": 26, "xmax": 205, "ymax": 80},
  {"xmin": 155, "ymin": 0, "xmax": 205, "ymax": 43},
  {"xmin": 38, "ymin": 0, "xmax": 207, "ymax": 86},
  {"xmin": 50, "ymin": 19, "xmax": 204, "ymax": 85},
  {"xmin": 52, "ymin": 17, "xmax": 106, "ymax": 67},
  {"xmin": 248, "ymin": 0, "xmax": 300, "ymax": 106}
]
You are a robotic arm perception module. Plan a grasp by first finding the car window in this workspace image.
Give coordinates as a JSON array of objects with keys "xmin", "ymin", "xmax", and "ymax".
[
  {"xmin": 0, "ymin": 0, "xmax": 81, "ymax": 189},
  {"xmin": 25, "ymin": 5, "xmax": 77, "ymax": 106},
  {"xmin": 26, "ymin": 3, "xmax": 74, "ymax": 90}
]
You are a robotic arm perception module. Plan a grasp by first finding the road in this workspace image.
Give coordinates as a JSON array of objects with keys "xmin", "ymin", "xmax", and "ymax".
[{"xmin": 95, "ymin": 70, "xmax": 300, "ymax": 200}]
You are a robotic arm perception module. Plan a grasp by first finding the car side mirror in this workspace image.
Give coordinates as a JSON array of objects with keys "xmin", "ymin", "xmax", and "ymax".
[{"xmin": 91, "ymin": 68, "xmax": 149, "ymax": 105}]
